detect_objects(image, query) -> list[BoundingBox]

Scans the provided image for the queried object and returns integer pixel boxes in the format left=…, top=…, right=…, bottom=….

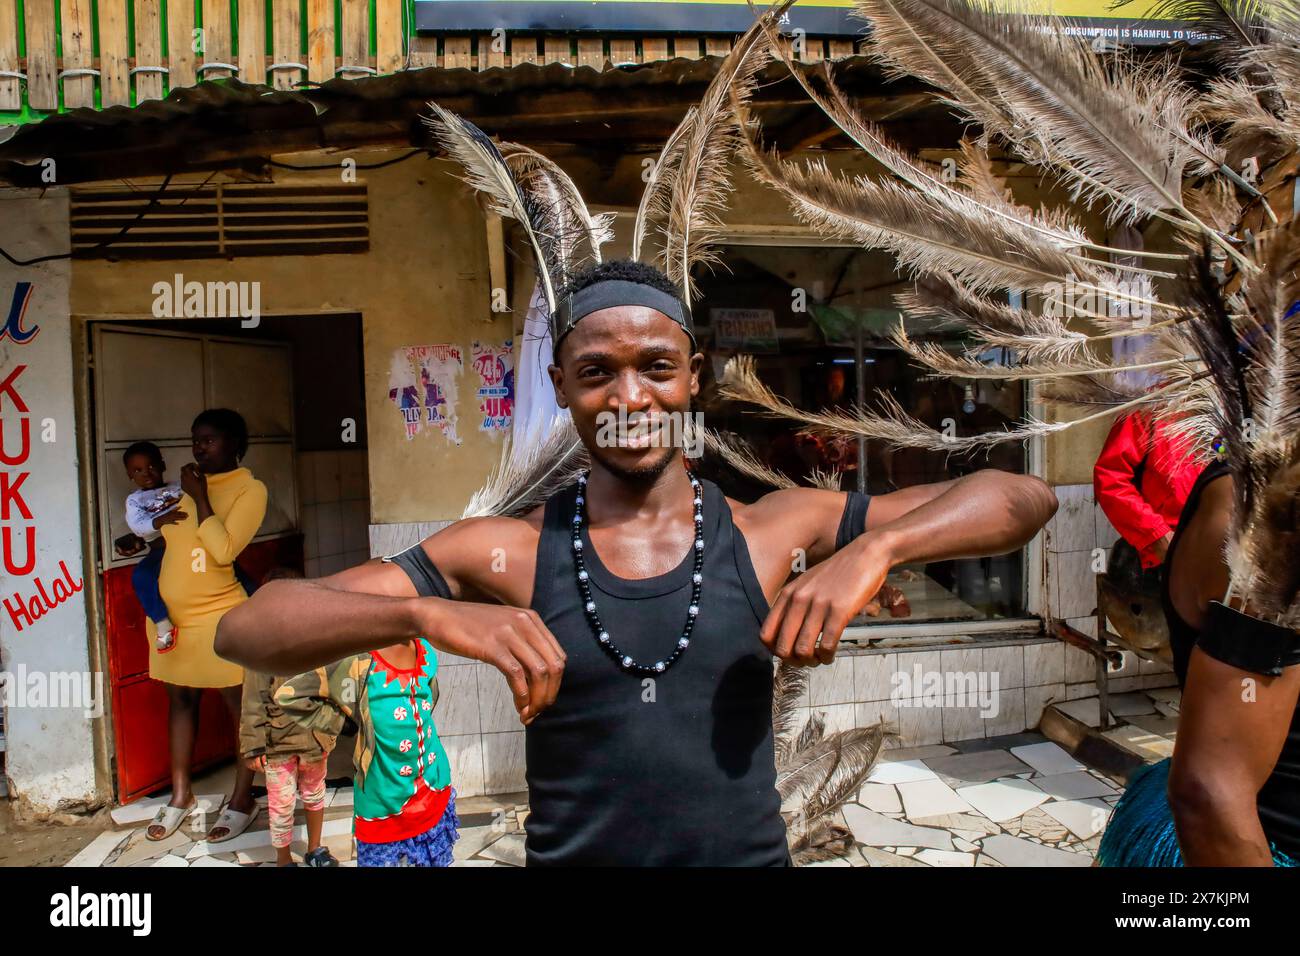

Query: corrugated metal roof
left=0, top=55, right=917, bottom=176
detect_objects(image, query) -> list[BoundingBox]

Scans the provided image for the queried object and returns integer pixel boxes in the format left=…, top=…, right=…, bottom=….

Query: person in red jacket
left=1093, top=412, right=1204, bottom=590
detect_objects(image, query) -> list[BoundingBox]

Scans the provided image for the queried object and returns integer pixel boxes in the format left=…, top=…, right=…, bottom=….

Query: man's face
left=549, top=306, right=703, bottom=483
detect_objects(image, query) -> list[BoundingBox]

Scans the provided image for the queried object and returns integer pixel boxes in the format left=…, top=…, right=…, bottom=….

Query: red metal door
left=106, top=534, right=304, bottom=803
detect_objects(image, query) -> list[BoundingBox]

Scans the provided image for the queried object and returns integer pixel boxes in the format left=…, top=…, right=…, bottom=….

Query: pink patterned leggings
left=264, top=754, right=329, bottom=849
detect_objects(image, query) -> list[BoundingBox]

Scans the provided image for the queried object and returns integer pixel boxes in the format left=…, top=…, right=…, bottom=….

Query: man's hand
left=153, top=510, right=187, bottom=530
left=420, top=600, right=565, bottom=725
left=114, top=533, right=146, bottom=557
left=762, top=532, right=892, bottom=666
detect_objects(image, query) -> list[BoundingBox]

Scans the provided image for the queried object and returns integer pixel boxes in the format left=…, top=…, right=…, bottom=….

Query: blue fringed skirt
left=1097, top=759, right=1298, bottom=867
left=355, top=789, right=461, bottom=868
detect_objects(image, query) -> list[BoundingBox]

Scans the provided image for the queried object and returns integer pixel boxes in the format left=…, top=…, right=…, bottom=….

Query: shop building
left=0, top=0, right=1173, bottom=815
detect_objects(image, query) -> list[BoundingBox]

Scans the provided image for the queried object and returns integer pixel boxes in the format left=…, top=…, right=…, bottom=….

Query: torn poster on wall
left=387, top=344, right=462, bottom=444
left=473, top=339, right=514, bottom=433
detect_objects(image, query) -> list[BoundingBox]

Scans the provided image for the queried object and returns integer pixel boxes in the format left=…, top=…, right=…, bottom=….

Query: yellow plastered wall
left=70, top=150, right=513, bottom=524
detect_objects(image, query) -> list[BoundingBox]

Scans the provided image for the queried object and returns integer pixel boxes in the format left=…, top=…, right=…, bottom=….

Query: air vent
left=70, top=182, right=370, bottom=259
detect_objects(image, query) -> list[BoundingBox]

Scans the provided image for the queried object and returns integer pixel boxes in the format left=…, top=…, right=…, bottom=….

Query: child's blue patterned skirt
left=356, top=789, right=461, bottom=867
left=1097, top=758, right=1298, bottom=867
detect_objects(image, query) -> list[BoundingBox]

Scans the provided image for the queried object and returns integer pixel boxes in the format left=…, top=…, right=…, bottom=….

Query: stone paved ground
left=18, top=685, right=1182, bottom=867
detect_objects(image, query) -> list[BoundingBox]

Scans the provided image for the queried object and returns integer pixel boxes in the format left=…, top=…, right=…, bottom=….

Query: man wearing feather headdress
left=214, top=240, right=1055, bottom=865
left=214, top=2, right=1059, bottom=866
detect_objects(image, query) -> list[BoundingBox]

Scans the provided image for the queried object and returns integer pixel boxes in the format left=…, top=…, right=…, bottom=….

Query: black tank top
left=523, top=477, right=787, bottom=866
left=387, top=479, right=872, bottom=866
left=1163, top=460, right=1300, bottom=858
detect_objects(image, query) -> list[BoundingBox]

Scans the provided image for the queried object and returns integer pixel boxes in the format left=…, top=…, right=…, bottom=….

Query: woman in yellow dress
left=145, top=408, right=268, bottom=842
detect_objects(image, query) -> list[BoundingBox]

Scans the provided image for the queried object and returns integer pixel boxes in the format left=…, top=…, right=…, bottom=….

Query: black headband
left=552, top=279, right=696, bottom=350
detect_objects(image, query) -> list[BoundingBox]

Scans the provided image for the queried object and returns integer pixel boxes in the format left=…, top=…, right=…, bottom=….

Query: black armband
left=835, top=491, right=872, bottom=551
left=382, top=545, right=453, bottom=600
left=1197, top=602, right=1300, bottom=677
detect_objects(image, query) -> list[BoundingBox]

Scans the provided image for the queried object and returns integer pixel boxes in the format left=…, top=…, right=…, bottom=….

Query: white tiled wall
left=299, top=450, right=370, bottom=577
left=1044, top=482, right=1177, bottom=700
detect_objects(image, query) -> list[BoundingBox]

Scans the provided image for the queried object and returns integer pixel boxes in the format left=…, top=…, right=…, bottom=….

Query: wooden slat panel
left=99, top=0, right=133, bottom=106
left=674, top=36, right=701, bottom=60
left=167, top=0, right=198, bottom=90
left=61, top=0, right=95, bottom=108
left=576, top=37, right=604, bottom=70
left=238, top=0, right=267, bottom=84
left=827, top=39, right=854, bottom=59
left=444, top=36, right=472, bottom=69
left=341, top=0, right=370, bottom=77
left=543, top=37, right=570, bottom=65
left=799, top=37, right=824, bottom=63
left=704, top=36, right=732, bottom=56
left=306, top=0, right=334, bottom=84
left=271, top=0, right=303, bottom=90
left=201, top=0, right=235, bottom=79
left=511, top=36, right=540, bottom=66
left=608, top=38, right=637, bottom=65
left=407, top=35, right=437, bottom=68
left=0, top=0, right=20, bottom=109
left=23, top=0, right=58, bottom=110
left=132, top=0, right=165, bottom=103
left=642, top=37, right=668, bottom=63
left=478, top=33, right=506, bottom=69
left=376, top=0, right=404, bottom=74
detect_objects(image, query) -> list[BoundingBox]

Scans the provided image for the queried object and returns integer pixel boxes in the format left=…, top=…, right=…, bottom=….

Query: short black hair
left=552, top=260, right=685, bottom=357
left=192, top=408, right=249, bottom=460
left=556, top=259, right=680, bottom=302
left=122, top=441, right=163, bottom=468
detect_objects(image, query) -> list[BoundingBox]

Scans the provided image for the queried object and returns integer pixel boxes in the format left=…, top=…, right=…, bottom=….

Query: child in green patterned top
left=274, top=637, right=459, bottom=866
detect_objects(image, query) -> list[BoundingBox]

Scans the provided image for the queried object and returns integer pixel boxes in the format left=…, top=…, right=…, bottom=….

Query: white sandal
left=146, top=799, right=196, bottom=841
left=206, top=805, right=260, bottom=843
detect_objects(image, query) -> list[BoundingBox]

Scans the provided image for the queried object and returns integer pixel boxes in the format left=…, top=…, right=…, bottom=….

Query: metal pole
left=855, top=324, right=866, bottom=493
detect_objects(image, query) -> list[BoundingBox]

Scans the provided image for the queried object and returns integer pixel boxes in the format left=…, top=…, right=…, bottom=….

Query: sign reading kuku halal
left=413, top=0, right=1196, bottom=41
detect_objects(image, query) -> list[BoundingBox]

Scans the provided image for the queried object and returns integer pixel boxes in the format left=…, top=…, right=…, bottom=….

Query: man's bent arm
left=215, top=560, right=428, bottom=675
left=215, top=556, right=566, bottom=724
left=863, top=470, right=1057, bottom=567
left=763, top=471, right=1056, bottom=664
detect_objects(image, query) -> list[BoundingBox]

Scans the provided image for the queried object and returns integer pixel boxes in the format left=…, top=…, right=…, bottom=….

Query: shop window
left=694, top=244, right=1031, bottom=629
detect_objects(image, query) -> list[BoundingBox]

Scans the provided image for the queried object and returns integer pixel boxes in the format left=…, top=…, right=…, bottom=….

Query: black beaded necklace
left=570, top=470, right=705, bottom=676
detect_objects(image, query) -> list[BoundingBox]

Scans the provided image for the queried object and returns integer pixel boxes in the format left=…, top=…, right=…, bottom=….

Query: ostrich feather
left=1036, top=373, right=1148, bottom=408
left=851, top=0, right=1224, bottom=236
left=898, top=275, right=1091, bottom=363
left=890, top=325, right=1186, bottom=382
left=736, top=133, right=1088, bottom=295
left=808, top=467, right=845, bottom=492
left=704, top=428, right=799, bottom=489
left=752, top=14, right=1102, bottom=260
left=800, top=723, right=887, bottom=821
left=787, top=822, right=855, bottom=864
left=720, top=354, right=1186, bottom=452
left=423, top=104, right=563, bottom=312
left=636, top=0, right=796, bottom=300
left=461, top=416, right=589, bottom=519
left=772, top=661, right=808, bottom=761
left=775, top=728, right=840, bottom=801
left=499, top=142, right=616, bottom=277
